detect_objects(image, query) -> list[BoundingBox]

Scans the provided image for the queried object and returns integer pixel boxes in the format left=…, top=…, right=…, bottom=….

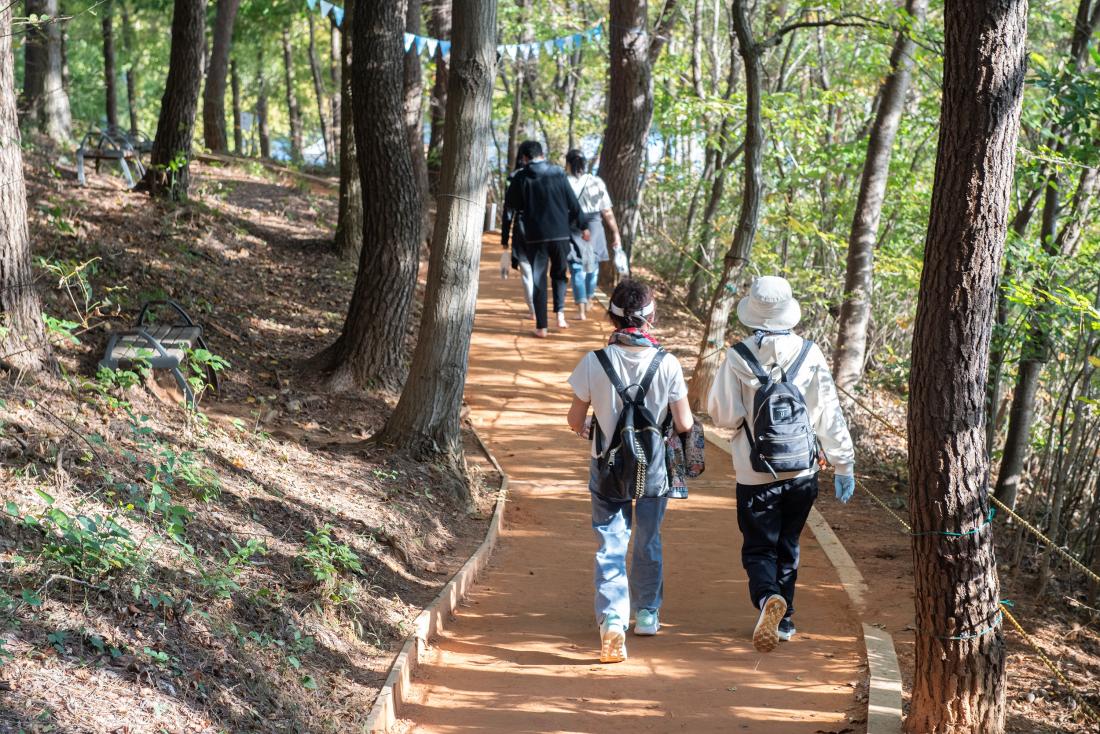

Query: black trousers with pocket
left=530, top=238, right=570, bottom=329
left=736, top=474, right=819, bottom=619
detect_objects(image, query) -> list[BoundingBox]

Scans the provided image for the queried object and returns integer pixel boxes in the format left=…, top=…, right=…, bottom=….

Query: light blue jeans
left=589, top=460, right=668, bottom=625
left=570, top=262, right=598, bottom=305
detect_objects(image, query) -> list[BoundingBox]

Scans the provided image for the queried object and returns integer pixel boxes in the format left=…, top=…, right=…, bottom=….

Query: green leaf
left=287, top=655, right=301, bottom=670
left=4, top=502, right=18, bottom=517
left=35, top=489, right=55, bottom=506
left=20, top=589, right=43, bottom=607
left=300, top=674, right=318, bottom=690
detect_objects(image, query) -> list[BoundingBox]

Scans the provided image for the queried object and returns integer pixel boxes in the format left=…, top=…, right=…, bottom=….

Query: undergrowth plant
left=300, top=525, right=362, bottom=606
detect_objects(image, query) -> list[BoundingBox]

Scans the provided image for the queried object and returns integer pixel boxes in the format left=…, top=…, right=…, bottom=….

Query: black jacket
left=503, top=160, right=583, bottom=244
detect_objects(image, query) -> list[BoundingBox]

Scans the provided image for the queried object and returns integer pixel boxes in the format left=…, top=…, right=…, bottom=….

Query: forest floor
left=0, top=148, right=1095, bottom=733
left=0, top=147, right=496, bottom=733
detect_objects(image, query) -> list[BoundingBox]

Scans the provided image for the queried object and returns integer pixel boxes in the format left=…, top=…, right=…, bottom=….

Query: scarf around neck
left=609, top=327, right=660, bottom=348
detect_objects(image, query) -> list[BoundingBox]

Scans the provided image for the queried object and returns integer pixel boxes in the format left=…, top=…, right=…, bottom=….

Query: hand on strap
left=834, top=473, right=855, bottom=504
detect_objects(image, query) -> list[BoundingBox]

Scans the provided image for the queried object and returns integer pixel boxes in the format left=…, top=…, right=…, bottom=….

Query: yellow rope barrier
left=1000, top=603, right=1100, bottom=726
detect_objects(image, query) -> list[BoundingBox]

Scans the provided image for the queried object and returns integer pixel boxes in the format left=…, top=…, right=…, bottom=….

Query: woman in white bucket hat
left=707, top=276, right=856, bottom=653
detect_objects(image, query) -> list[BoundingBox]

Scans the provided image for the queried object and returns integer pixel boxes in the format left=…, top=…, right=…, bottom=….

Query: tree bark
left=426, top=0, right=451, bottom=184
left=334, top=0, right=362, bottom=260
left=143, top=0, right=206, bottom=199
left=378, top=0, right=495, bottom=467
left=597, top=0, right=678, bottom=288
left=256, top=45, right=271, bottom=158
left=904, top=2, right=1027, bottom=732
left=202, top=0, right=239, bottom=153
left=230, top=58, right=242, bottom=154
left=121, top=0, right=138, bottom=135
left=22, top=0, right=72, bottom=142
left=330, top=20, right=340, bottom=152
left=833, top=0, right=927, bottom=392
left=686, top=0, right=760, bottom=412
left=404, top=0, right=428, bottom=201
left=307, top=13, right=332, bottom=165
left=319, top=0, right=421, bottom=390
left=1, top=1, right=49, bottom=373
left=282, top=27, right=304, bottom=163
left=102, top=0, right=119, bottom=130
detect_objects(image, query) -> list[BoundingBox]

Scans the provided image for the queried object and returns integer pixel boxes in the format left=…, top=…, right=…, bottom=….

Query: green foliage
left=299, top=525, right=362, bottom=604
left=200, top=538, right=267, bottom=599
left=185, top=348, right=230, bottom=402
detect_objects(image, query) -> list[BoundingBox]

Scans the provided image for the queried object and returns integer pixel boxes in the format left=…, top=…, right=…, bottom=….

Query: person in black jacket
left=504, top=140, right=589, bottom=337
left=501, top=155, right=535, bottom=319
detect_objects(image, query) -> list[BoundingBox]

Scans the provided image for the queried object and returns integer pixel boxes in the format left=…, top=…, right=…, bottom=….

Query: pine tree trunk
left=833, top=0, right=926, bottom=392
left=230, top=58, right=243, bottom=153
left=329, top=20, right=340, bottom=155
left=904, top=2, right=1027, bottom=732
left=318, top=0, right=421, bottom=390
left=256, top=46, right=271, bottom=158
left=282, top=27, right=303, bottom=163
left=403, top=0, right=428, bottom=203
left=426, top=0, right=451, bottom=184
left=202, top=0, right=240, bottom=153
left=1, top=1, right=49, bottom=372
left=334, top=0, right=362, bottom=260
left=378, top=0, right=495, bottom=466
left=687, top=0, right=761, bottom=412
left=143, top=0, right=206, bottom=199
left=102, top=0, right=119, bottom=130
left=121, top=1, right=138, bottom=135
left=22, top=0, right=71, bottom=142
left=307, top=13, right=332, bottom=165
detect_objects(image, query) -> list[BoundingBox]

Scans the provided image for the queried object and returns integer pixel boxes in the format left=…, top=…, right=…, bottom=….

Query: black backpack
left=733, top=339, right=817, bottom=478
left=592, top=349, right=671, bottom=502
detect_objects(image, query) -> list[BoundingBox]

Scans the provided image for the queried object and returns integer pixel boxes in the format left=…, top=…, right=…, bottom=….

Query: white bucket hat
left=737, top=276, right=801, bottom=331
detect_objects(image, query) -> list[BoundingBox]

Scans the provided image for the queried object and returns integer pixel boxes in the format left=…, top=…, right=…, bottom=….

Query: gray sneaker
left=752, top=594, right=788, bottom=653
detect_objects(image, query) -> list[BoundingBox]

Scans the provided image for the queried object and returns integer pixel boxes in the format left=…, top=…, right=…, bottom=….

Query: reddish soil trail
left=398, top=244, right=866, bottom=732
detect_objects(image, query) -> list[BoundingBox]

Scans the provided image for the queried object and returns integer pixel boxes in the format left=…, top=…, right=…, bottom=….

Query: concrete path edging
left=363, top=429, right=509, bottom=734
left=702, top=429, right=904, bottom=734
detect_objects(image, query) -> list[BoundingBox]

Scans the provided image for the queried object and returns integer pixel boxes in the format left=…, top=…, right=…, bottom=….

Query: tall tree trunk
left=318, top=0, right=421, bottom=389
left=426, top=0, right=451, bottom=184
left=1, top=1, right=49, bottom=373
left=334, top=0, right=362, bottom=259
left=330, top=20, right=341, bottom=155
left=833, top=0, right=927, bottom=392
left=687, top=0, right=760, bottom=412
left=230, top=58, right=242, bottom=153
left=102, top=0, right=119, bottom=130
left=202, top=0, right=239, bottom=153
left=307, top=13, right=332, bottom=165
left=256, top=49, right=271, bottom=158
left=378, top=0, right=495, bottom=467
left=403, top=0, right=428, bottom=201
left=121, top=0, right=138, bottom=135
left=143, top=0, right=206, bottom=199
left=22, top=0, right=72, bottom=142
left=282, top=27, right=304, bottom=162
left=904, top=2, right=1027, bottom=732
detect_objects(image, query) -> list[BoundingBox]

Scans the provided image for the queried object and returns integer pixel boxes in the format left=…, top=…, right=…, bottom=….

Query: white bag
left=613, top=247, right=629, bottom=275
left=499, top=251, right=510, bottom=279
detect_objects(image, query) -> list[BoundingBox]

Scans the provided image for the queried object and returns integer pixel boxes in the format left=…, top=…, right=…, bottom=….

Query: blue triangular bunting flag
left=592, top=25, right=603, bottom=40
left=331, top=6, right=344, bottom=26
left=426, top=38, right=438, bottom=57
left=506, top=44, right=518, bottom=59
left=554, top=37, right=566, bottom=50
left=439, top=40, right=451, bottom=57
left=572, top=33, right=582, bottom=46
left=305, top=0, right=318, bottom=9
left=415, top=35, right=428, bottom=55
left=543, top=39, right=554, bottom=54
left=319, top=0, right=333, bottom=17
left=527, top=43, right=539, bottom=59
left=404, top=33, right=415, bottom=52
left=497, top=44, right=505, bottom=55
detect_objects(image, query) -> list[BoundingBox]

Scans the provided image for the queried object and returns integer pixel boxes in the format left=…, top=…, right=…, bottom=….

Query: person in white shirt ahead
left=567, top=279, right=693, bottom=663
left=707, top=276, right=856, bottom=652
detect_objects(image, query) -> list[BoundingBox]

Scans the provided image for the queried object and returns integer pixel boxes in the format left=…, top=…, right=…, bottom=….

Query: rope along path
left=835, top=384, right=1100, bottom=725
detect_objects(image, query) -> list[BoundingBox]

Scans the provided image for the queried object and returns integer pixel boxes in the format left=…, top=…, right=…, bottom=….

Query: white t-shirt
left=567, top=173, right=613, bottom=214
left=568, top=344, right=688, bottom=458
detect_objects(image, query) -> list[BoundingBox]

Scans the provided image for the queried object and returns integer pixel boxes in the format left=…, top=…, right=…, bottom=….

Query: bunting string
left=404, top=23, right=603, bottom=61
left=304, top=0, right=344, bottom=27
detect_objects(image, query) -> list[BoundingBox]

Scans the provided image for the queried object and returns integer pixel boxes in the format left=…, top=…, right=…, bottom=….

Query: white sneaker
left=599, top=615, right=627, bottom=663
left=634, top=609, right=660, bottom=636
left=752, top=594, right=788, bottom=653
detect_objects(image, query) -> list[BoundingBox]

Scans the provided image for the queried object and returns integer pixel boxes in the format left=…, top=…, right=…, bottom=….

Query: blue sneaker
left=600, top=614, right=627, bottom=663
left=634, top=609, right=660, bottom=636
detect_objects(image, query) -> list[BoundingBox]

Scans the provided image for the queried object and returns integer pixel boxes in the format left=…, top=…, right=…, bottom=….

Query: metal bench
left=76, top=128, right=146, bottom=188
left=99, top=300, right=219, bottom=407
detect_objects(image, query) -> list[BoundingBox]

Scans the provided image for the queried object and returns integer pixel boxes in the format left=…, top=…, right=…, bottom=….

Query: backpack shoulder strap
left=785, top=339, right=815, bottom=383
left=732, top=342, right=770, bottom=385
left=636, top=349, right=667, bottom=402
left=594, top=349, right=629, bottom=398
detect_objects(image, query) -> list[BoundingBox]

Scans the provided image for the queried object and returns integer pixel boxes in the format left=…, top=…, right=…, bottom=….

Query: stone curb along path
left=363, top=429, right=509, bottom=734
left=705, top=426, right=904, bottom=734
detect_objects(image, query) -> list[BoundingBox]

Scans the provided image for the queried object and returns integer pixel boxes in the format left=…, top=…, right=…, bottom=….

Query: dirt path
left=398, top=244, right=866, bottom=733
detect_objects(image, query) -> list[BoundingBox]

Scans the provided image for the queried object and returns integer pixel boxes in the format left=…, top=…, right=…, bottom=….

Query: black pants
left=530, top=239, right=570, bottom=329
left=736, top=474, right=819, bottom=620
